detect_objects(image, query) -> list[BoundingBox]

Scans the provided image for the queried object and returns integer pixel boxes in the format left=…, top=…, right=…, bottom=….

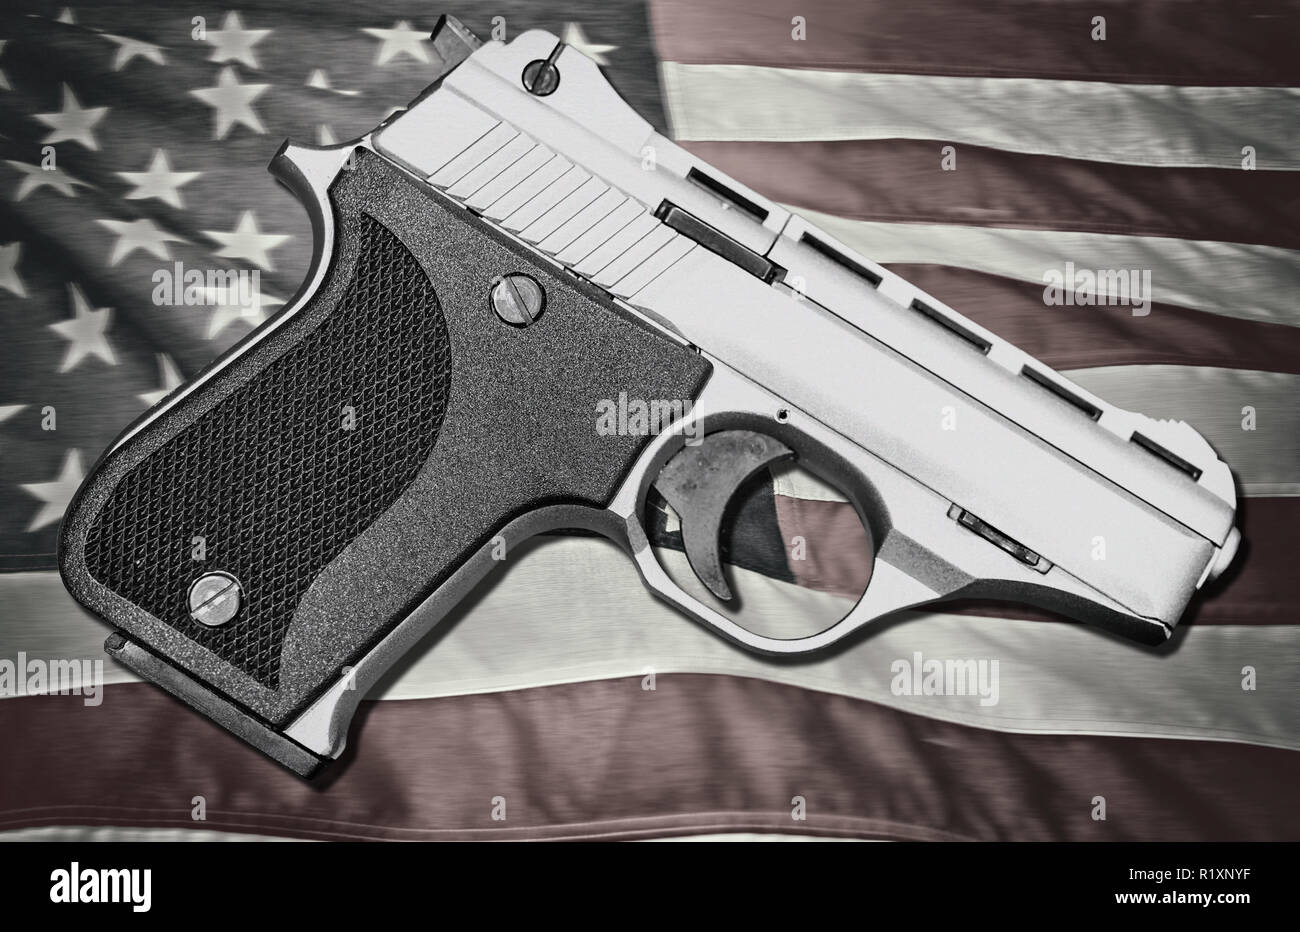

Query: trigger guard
left=611, top=361, right=910, bottom=657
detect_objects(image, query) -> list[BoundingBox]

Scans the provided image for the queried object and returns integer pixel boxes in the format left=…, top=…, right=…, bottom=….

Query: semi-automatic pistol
left=58, top=16, right=1241, bottom=777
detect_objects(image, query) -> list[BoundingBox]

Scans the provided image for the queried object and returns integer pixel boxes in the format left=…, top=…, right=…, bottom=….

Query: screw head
left=521, top=59, right=560, bottom=96
left=491, top=273, right=545, bottom=326
left=188, top=572, right=242, bottom=627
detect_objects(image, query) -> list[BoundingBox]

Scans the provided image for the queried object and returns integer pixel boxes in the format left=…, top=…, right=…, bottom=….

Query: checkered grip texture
left=82, top=215, right=450, bottom=689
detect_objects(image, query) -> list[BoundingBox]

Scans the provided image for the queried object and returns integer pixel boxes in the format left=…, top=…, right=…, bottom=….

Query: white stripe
left=0, top=826, right=303, bottom=842
left=3, top=539, right=1296, bottom=748
left=771, top=463, right=845, bottom=502
left=789, top=206, right=1300, bottom=327
left=1067, top=365, right=1299, bottom=496
left=662, top=63, right=1300, bottom=170
left=0, top=824, right=856, bottom=842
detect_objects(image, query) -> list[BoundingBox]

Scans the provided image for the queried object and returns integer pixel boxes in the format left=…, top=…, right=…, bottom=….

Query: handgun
left=58, top=16, right=1241, bottom=777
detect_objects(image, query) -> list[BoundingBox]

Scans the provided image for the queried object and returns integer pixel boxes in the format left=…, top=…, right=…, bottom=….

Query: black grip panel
left=82, top=215, right=450, bottom=690
left=59, top=148, right=711, bottom=728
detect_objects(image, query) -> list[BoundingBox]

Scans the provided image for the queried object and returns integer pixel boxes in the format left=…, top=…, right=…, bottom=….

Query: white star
left=0, top=40, right=9, bottom=92
left=203, top=11, right=272, bottom=68
left=117, top=149, right=201, bottom=209
left=97, top=217, right=184, bottom=265
left=316, top=124, right=337, bottom=145
left=20, top=449, right=84, bottom=532
left=103, top=34, right=167, bottom=70
left=35, top=85, right=109, bottom=150
left=56, top=8, right=76, bottom=25
left=190, top=67, right=269, bottom=139
left=362, top=21, right=431, bottom=66
left=562, top=23, right=617, bottom=66
left=205, top=287, right=283, bottom=339
left=0, top=242, right=24, bottom=296
left=0, top=404, right=24, bottom=425
left=5, top=160, right=86, bottom=200
left=139, top=353, right=184, bottom=406
left=306, top=69, right=359, bottom=96
left=202, top=211, right=290, bottom=271
left=49, top=284, right=116, bottom=372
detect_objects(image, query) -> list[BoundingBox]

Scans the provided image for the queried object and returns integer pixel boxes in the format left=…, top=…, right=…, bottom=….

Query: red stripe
left=884, top=264, right=1300, bottom=375
left=774, top=495, right=1296, bottom=624
left=681, top=140, right=1300, bottom=250
left=1, top=681, right=1295, bottom=840
left=650, top=0, right=1300, bottom=85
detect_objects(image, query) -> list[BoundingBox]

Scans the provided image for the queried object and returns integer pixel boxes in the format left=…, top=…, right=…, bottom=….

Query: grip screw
left=522, top=41, right=564, bottom=96
left=490, top=273, right=545, bottom=326
left=521, top=59, right=560, bottom=96
left=188, top=572, right=243, bottom=627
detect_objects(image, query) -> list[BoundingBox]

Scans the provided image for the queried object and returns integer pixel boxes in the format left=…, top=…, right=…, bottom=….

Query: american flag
left=0, top=0, right=1297, bottom=840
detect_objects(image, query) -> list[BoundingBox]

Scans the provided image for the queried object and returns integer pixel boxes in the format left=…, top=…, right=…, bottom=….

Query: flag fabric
left=0, top=0, right=1297, bottom=840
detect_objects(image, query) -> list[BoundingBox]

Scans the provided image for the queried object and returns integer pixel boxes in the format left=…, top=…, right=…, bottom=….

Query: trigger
left=653, top=430, right=794, bottom=601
